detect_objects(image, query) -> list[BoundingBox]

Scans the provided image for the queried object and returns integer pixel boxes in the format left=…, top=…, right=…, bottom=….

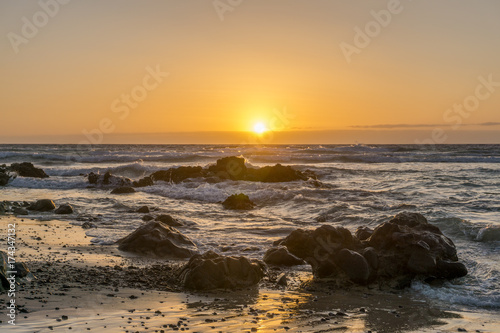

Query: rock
left=133, top=176, right=154, bottom=187
left=361, top=247, right=378, bottom=270
left=276, top=273, right=288, bottom=286
left=263, top=246, right=305, bottom=266
left=207, top=156, right=247, bottom=180
left=355, top=226, right=373, bottom=241
left=275, top=212, right=467, bottom=286
left=55, top=204, right=74, bottom=215
left=281, top=225, right=357, bottom=262
left=117, top=221, right=197, bottom=258
left=179, top=251, right=264, bottom=290
left=245, top=164, right=309, bottom=182
left=137, top=206, right=150, bottom=214
left=335, top=249, right=370, bottom=285
left=81, top=222, right=96, bottom=229
left=0, top=251, right=34, bottom=292
left=155, top=214, right=183, bottom=227
left=13, top=207, right=29, bottom=215
left=151, top=166, right=205, bottom=183
left=435, top=259, right=468, bottom=279
left=111, top=187, right=136, bottom=194
left=142, top=215, right=154, bottom=222
left=88, top=172, right=99, bottom=184
left=28, top=199, right=56, bottom=212
left=222, top=193, right=255, bottom=210
left=0, top=172, right=11, bottom=186
left=9, top=162, right=49, bottom=178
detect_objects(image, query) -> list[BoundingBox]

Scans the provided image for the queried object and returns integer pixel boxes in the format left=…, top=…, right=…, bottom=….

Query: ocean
left=1, top=144, right=499, bottom=313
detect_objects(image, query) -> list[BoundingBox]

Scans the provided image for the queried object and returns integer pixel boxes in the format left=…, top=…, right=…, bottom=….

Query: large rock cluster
left=273, top=212, right=467, bottom=287
left=86, top=156, right=317, bottom=190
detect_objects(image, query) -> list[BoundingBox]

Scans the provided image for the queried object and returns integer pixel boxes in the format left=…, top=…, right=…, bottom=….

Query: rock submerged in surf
left=222, top=193, right=255, bottom=210
left=179, top=250, right=265, bottom=290
left=1, top=162, right=49, bottom=186
left=116, top=221, right=197, bottom=258
left=274, top=212, right=468, bottom=287
left=9, top=162, right=49, bottom=179
left=111, top=186, right=136, bottom=194
left=110, top=156, right=318, bottom=187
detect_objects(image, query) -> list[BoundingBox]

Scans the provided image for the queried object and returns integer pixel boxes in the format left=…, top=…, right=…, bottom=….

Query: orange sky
left=1, top=0, right=500, bottom=144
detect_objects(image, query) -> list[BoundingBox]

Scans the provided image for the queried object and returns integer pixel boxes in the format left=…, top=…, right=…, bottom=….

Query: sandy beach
left=1, top=215, right=498, bottom=332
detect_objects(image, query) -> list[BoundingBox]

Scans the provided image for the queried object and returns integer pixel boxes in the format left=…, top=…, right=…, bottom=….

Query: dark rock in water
left=222, top=193, right=255, bottom=210
left=13, top=207, right=29, bottom=215
left=275, top=212, right=467, bottom=287
left=355, top=226, right=373, bottom=241
left=10, top=162, right=49, bottom=178
left=208, top=156, right=247, bottom=180
left=0, top=171, right=11, bottom=186
left=55, top=204, right=74, bottom=215
left=142, top=215, right=154, bottom=222
left=179, top=250, right=264, bottom=290
left=263, top=246, right=305, bottom=266
left=435, top=259, right=468, bottom=279
left=133, top=176, right=154, bottom=187
left=111, top=187, right=136, bottom=194
left=1, top=251, right=34, bottom=292
left=144, top=156, right=316, bottom=185
left=245, top=164, right=308, bottom=182
left=117, top=221, right=197, bottom=258
left=81, top=222, right=96, bottom=229
left=137, top=206, right=150, bottom=214
left=28, top=199, right=56, bottom=212
left=87, top=171, right=132, bottom=187
left=88, top=172, right=99, bottom=184
left=151, top=166, right=205, bottom=183
left=155, top=214, right=183, bottom=227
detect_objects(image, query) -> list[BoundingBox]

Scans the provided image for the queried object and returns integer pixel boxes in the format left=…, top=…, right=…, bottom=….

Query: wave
left=433, top=217, right=500, bottom=242
left=45, top=162, right=158, bottom=178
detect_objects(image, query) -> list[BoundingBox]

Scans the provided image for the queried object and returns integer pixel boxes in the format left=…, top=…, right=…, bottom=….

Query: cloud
left=478, top=122, right=500, bottom=126
left=351, top=122, right=500, bottom=129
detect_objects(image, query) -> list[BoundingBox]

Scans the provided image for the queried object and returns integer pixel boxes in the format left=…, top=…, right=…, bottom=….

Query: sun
left=253, top=122, right=268, bottom=134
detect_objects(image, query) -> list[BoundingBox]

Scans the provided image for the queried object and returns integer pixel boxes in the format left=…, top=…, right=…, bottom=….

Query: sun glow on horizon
left=253, top=122, right=268, bottom=134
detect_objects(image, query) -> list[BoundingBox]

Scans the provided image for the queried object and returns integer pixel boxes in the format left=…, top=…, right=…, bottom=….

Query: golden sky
left=1, top=0, right=500, bottom=143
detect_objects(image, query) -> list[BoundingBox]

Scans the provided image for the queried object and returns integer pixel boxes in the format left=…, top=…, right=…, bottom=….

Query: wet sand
left=1, top=216, right=498, bottom=332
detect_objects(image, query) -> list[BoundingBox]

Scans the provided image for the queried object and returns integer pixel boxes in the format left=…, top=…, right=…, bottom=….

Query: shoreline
left=1, top=215, right=499, bottom=332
